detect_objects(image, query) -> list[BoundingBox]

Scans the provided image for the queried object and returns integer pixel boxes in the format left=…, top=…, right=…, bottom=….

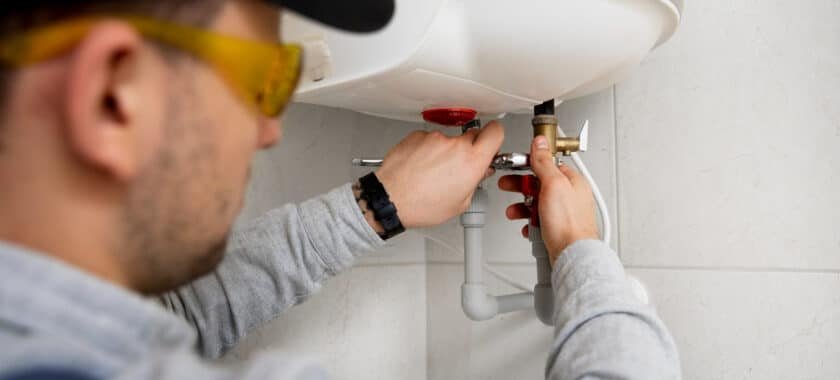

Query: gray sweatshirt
left=0, top=183, right=680, bottom=379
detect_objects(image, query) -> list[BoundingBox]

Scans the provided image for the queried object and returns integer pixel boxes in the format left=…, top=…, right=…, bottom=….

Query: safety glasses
left=0, top=16, right=302, bottom=117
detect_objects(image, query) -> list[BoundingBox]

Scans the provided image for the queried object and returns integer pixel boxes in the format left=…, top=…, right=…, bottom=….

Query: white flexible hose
left=557, top=125, right=612, bottom=245
left=556, top=124, right=652, bottom=304
left=415, top=232, right=534, bottom=293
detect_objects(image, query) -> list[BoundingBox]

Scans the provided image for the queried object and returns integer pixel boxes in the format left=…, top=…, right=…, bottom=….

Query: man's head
left=0, top=0, right=290, bottom=293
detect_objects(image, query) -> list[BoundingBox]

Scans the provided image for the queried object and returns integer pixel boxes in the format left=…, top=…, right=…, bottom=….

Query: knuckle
left=466, top=147, right=485, bottom=161
left=428, top=130, right=446, bottom=140
left=535, top=153, right=554, bottom=166
left=561, top=166, right=579, bottom=178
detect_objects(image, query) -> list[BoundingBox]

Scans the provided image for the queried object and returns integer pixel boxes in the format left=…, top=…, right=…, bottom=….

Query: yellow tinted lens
left=258, top=44, right=302, bottom=117
left=181, top=34, right=301, bottom=118
left=124, top=17, right=301, bottom=117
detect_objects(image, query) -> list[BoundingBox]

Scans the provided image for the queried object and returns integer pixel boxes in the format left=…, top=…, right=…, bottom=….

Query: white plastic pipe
left=529, top=226, right=554, bottom=325
left=497, top=293, right=535, bottom=314
left=460, top=187, right=533, bottom=321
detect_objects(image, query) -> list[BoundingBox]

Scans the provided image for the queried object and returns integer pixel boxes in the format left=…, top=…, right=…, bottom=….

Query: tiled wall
left=619, top=0, right=840, bottom=378
left=230, top=1, right=840, bottom=378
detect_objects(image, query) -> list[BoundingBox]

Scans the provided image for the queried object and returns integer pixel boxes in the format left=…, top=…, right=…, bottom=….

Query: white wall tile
left=630, top=268, right=840, bottom=380
left=616, top=0, right=840, bottom=269
left=426, top=263, right=552, bottom=380
left=467, top=264, right=553, bottom=380
left=426, top=263, right=472, bottom=380
left=228, top=265, right=428, bottom=380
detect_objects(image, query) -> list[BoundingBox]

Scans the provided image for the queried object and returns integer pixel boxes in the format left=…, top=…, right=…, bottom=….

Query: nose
left=258, top=117, right=281, bottom=149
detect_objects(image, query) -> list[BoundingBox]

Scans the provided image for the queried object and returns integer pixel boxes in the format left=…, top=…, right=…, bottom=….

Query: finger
left=461, top=127, right=481, bottom=143
left=505, top=203, right=530, bottom=220
left=558, top=164, right=585, bottom=188
left=521, top=224, right=529, bottom=239
left=529, top=136, right=561, bottom=180
left=472, top=121, right=505, bottom=159
left=498, top=174, right=524, bottom=193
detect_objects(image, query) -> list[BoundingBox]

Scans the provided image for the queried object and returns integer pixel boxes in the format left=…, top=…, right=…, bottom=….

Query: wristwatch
left=358, top=172, right=405, bottom=240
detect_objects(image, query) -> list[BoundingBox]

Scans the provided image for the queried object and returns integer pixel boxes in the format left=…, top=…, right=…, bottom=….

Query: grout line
left=612, top=85, right=623, bottom=258
left=425, top=260, right=464, bottom=266
left=422, top=237, right=432, bottom=377
left=485, top=261, right=535, bottom=266
left=625, top=265, right=840, bottom=275
left=356, top=261, right=427, bottom=267
left=423, top=260, right=539, bottom=266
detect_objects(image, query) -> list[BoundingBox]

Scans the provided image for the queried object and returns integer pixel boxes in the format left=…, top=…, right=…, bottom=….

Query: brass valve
left=531, top=115, right=589, bottom=156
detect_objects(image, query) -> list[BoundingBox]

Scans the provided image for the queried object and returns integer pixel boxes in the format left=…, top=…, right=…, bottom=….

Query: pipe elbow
left=461, top=284, right=498, bottom=321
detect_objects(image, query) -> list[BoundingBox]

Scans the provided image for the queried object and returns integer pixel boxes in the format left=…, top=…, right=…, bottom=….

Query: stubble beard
left=121, top=80, right=235, bottom=294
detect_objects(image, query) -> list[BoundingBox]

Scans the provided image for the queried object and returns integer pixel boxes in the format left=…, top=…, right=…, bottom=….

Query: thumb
left=530, top=136, right=560, bottom=180
left=472, top=121, right=505, bottom=161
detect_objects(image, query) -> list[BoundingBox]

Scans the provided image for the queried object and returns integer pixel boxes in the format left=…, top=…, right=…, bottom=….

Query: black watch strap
left=359, top=172, right=405, bottom=240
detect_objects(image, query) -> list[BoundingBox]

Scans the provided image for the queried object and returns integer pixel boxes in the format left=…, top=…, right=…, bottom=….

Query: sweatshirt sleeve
left=546, top=240, right=682, bottom=379
left=159, top=183, right=385, bottom=358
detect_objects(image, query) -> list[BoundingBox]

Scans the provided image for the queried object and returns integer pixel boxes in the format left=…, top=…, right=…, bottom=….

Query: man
left=0, top=0, right=680, bottom=379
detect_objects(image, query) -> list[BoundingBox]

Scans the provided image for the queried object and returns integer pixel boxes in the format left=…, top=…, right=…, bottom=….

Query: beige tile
left=616, top=0, right=840, bottom=268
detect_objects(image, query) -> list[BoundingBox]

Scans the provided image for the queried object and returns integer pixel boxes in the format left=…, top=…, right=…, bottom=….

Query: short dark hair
left=0, top=0, right=225, bottom=131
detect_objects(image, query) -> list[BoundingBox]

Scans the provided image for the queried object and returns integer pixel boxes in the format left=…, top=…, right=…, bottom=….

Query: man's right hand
left=374, top=121, right=504, bottom=230
left=498, top=135, right=600, bottom=265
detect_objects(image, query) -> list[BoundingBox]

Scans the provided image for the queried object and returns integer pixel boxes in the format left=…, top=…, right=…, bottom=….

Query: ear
left=63, top=21, right=160, bottom=182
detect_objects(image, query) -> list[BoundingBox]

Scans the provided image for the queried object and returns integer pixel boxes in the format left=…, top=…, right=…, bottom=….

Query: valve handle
left=521, top=175, right=541, bottom=227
